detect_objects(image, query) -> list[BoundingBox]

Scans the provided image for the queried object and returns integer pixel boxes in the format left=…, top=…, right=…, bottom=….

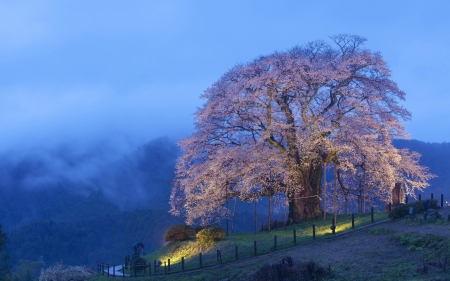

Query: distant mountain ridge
left=393, top=139, right=450, bottom=198
left=0, top=137, right=180, bottom=231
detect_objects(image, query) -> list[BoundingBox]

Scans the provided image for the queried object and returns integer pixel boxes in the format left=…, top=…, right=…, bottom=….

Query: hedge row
left=388, top=199, right=439, bottom=219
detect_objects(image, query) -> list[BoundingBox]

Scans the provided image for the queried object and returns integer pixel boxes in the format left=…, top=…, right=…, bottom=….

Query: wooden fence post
left=274, top=235, right=277, bottom=250
left=182, top=257, right=185, bottom=271
left=331, top=219, right=335, bottom=235
left=371, top=206, right=374, bottom=222
left=293, top=229, right=296, bottom=244
left=351, top=213, right=355, bottom=229
left=217, top=250, right=222, bottom=264
left=312, top=224, right=316, bottom=240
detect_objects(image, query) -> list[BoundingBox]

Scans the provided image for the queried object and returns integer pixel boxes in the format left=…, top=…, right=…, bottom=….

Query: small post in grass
left=181, top=257, right=185, bottom=271
left=274, top=235, right=277, bottom=251
left=351, top=213, right=355, bottom=229
left=164, top=261, right=167, bottom=275
left=168, top=259, right=170, bottom=272
left=371, top=206, right=374, bottom=222
left=331, top=218, right=336, bottom=235
left=113, top=265, right=115, bottom=277
left=312, top=224, right=316, bottom=240
left=293, top=229, right=296, bottom=244
left=107, top=264, right=110, bottom=277
left=199, top=253, right=203, bottom=268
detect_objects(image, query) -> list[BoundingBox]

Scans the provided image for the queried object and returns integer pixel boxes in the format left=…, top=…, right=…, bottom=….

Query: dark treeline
left=6, top=208, right=182, bottom=268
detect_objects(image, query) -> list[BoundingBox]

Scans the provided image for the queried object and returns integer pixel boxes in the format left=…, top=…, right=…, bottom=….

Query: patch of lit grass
left=142, top=212, right=389, bottom=274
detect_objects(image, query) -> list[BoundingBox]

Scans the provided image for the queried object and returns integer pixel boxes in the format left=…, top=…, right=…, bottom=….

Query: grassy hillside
left=89, top=212, right=389, bottom=280
left=88, top=208, right=450, bottom=281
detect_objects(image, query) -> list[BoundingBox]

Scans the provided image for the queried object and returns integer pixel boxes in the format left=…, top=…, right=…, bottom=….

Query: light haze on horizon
left=1, top=1, right=449, bottom=154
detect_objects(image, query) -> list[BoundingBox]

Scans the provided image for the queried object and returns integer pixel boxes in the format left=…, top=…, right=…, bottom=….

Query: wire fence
left=97, top=208, right=388, bottom=278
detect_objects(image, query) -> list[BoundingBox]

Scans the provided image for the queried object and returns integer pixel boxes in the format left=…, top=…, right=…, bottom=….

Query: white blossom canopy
left=170, top=35, right=434, bottom=225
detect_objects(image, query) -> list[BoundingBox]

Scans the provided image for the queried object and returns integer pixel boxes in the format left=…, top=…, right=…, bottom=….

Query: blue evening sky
left=1, top=1, right=449, bottom=153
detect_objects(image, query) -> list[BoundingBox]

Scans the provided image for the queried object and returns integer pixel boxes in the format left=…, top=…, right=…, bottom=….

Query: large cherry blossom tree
left=170, top=35, right=434, bottom=225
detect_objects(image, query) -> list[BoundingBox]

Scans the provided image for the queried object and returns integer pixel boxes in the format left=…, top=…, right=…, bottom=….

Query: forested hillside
left=6, top=208, right=182, bottom=268
left=0, top=137, right=180, bottom=231
left=393, top=139, right=450, bottom=197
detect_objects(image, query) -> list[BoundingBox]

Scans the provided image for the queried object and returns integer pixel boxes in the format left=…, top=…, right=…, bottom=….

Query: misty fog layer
left=0, top=137, right=180, bottom=230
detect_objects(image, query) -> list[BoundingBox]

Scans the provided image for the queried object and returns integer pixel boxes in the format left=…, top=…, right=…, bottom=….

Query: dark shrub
left=388, top=200, right=439, bottom=219
left=250, top=259, right=330, bottom=281
left=196, top=226, right=226, bottom=244
left=164, top=225, right=195, bottom=242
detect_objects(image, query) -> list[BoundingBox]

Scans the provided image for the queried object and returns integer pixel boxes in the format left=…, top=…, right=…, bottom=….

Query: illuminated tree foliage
left=170, top=35, right=434, bottom=225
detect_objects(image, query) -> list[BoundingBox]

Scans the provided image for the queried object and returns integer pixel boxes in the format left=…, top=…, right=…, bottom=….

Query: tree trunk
left=288, top=157, right=323, bottom=223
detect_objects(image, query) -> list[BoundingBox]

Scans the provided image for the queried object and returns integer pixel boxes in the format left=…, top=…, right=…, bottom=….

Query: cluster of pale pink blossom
left=170, top=35, right=434, bottom=225
left=38, top=262, right=93, bottom=281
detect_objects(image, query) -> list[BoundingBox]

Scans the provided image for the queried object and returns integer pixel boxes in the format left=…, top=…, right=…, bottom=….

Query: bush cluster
left=388, top=200, right=439, bottom=219
left=196, top=226, right=226, bottom=244
left=164, top=225, right=195, bottom=242
left=39, top=262, right=93, bottom=281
